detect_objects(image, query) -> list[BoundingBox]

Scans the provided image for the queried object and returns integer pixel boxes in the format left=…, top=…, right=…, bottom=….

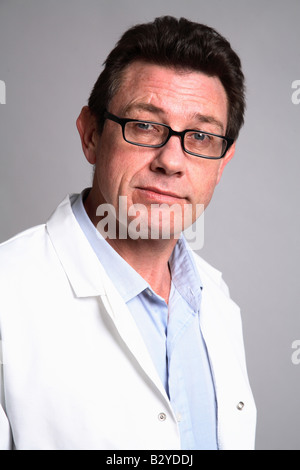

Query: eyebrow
left=192, top=113, right=224, bottom=134
left=122, top=102, right=225, bottom=134
left=122, top=102, right=162, bottom=116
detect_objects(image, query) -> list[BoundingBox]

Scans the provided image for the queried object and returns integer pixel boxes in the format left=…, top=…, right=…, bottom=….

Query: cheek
left=95, top=154, right=123, bottom=204
left=189, top=161, right=222, bottom=207
left=94, top=140, right=145, bottom=206
left=93, top=140, right=121, bottom=204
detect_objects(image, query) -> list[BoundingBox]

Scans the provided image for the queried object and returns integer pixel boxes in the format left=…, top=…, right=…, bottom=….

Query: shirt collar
left=169, top=235, right=203, bottom=312
left=72, top=189, right=202, bottom=309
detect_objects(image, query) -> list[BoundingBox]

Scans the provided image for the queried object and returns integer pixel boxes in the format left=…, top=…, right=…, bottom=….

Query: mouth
left=136, top=186, right=186, bottom=203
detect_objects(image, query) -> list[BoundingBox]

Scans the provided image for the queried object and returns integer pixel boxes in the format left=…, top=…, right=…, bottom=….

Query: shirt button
left=158, top=412, right=167, bottom=421
left=176, top=412, right=182, bottom=422
left=146, top=288, right=153, bottom=296
left=237, top=401, right=245, bottom=411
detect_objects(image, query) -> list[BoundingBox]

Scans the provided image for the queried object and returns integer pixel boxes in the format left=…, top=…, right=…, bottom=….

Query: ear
left=76, top=106, right=99, bottom=165
left=216, top=142, right=236, bottom=185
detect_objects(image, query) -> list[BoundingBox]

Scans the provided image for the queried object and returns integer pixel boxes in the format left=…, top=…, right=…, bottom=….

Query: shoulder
left=0, top=224, right=47, bottom=260
left=0, top=194, right=76, bottom=269
left=0, top=224, right=51, bottom=289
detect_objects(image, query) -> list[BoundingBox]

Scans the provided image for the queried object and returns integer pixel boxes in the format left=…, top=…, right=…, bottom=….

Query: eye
left=192, top=132, right=210, bottom=141
left=136, top=122, right=154, bottom=131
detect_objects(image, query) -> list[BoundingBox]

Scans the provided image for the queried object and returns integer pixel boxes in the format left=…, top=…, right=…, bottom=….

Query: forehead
left=109, top=61, right=228, bottom=130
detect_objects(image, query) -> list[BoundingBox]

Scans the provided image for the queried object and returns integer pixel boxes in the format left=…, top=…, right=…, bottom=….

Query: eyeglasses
left=104, top=111, right=234, bottom=160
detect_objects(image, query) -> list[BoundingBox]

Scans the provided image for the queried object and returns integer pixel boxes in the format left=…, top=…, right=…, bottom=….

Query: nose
left=150, top=134, right=186, bottom=176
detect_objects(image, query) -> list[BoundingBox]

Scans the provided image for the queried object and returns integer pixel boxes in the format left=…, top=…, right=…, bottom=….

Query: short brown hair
left=88, top=16, right=245, bottom=140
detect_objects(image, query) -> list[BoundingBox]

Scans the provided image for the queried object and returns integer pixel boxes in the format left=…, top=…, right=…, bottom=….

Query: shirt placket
left=166, top=286, right=198, bottom=449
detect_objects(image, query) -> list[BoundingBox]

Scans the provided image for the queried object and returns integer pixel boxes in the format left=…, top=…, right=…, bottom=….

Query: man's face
left=85, top=61, right=235, bottom=237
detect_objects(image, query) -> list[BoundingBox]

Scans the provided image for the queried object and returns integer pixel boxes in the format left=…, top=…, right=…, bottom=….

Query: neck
left=107, top=236, right=175, bottom=303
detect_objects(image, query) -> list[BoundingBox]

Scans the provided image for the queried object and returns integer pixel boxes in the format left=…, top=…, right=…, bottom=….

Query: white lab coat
left=0, top=195, right=256, bottom=450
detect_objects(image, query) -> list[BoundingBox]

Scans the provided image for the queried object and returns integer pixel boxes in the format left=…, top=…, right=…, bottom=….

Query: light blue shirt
left=72, top=190, right=218, bottom=450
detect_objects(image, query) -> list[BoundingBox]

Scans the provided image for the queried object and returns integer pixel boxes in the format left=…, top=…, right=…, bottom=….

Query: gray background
left=0, top=0, right=299, bottom=450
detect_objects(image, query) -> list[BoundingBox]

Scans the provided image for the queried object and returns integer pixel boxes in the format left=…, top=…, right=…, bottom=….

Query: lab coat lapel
left=98, top=270, right=172, bottom=405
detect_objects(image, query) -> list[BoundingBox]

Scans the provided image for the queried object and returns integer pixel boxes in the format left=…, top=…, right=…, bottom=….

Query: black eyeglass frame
left=104, top=110, right=234, bottom=160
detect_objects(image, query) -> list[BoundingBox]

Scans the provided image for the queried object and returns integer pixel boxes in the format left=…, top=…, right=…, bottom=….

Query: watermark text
left=96, top=197, right=204, bottom=250
left=105, top=453, right=193, bottom=467
left=0, top=80, right=6, bottom=104
left=291, top=80, right=300, bottom=105
left=291, top=340, right=300, bottom=365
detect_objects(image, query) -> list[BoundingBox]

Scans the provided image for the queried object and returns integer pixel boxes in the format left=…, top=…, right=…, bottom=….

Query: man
left=0, top=16, right=256, bottom=450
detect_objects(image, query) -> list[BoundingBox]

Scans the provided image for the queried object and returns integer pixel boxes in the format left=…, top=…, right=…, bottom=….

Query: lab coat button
left=237, top=401, right=245, bottom=410
left=158, top=412, right=167, bottom=421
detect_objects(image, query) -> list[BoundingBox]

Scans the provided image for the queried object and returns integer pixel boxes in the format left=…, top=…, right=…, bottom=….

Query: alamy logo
left=0, top=80, right=6, bottom=104
left=291, top=340, right=300, bottom=365
left=291, top=80, right=300, bottom=105
left=95, top=197, right=205, bottom=250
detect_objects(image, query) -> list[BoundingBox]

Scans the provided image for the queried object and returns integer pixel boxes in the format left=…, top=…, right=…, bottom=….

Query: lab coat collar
left=46, top=194, right=107, bottom=298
